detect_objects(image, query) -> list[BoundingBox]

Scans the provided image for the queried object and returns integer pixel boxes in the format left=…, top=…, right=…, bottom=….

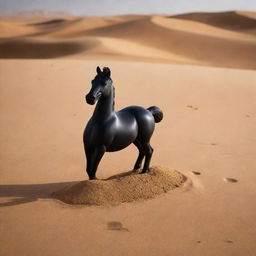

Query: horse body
left=85, top=106, right=155, bottom=152
left=105, top=109, right=139, bottom=152
left=84, top=67, right=163, bottom=180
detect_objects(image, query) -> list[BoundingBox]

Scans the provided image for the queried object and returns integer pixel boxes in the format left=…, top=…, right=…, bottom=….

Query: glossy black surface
left=83, top=66, right=163, bottom=180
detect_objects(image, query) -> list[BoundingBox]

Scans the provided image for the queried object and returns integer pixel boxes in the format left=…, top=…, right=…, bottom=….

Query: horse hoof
left=139, top=170, right=149, bottom=174
left=89, top=177, right=98, bottom=180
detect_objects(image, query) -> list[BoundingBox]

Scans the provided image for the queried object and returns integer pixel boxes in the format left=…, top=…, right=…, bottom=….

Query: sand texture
left=52, top=166, right=186, bottom=205
left=0, top=10, right=256, bottom=256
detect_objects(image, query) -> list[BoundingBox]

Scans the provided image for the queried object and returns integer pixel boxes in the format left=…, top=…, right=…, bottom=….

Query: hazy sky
left=0, top=0, right=256, bottom=16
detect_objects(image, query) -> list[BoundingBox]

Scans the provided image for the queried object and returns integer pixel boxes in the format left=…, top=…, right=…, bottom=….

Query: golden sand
left=52, top=166, right=186, bottom=206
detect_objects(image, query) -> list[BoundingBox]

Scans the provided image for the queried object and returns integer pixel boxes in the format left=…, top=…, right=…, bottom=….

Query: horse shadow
left=0, top=181, right=78, bottom=207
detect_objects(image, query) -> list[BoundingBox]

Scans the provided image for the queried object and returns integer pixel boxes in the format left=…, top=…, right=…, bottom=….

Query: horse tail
left=147, top=106, right=163, bottom=123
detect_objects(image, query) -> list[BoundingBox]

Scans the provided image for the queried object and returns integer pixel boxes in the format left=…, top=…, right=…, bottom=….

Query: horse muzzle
left=86, top=92, right=102, bottom=105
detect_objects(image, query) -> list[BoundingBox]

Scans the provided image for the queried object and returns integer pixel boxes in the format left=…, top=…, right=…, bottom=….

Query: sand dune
left=0, top=20, right=39, bottom=38
left=0, top=11, right=255, bottom=69
left=28, top=18, right=69, bottom=26
left=0, top=38, right=96, bottom=58
left=172, top=11, right=256, bottom=33
left=83, top=16, right=256, bottom=69
left=0, top=17, right=79, bottom=39
left=42, top=17, right=133, bottom=38
left=152, top=16, right=255, bottom=40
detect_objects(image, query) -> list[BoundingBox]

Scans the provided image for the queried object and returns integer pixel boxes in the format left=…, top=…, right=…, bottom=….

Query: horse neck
left=93, top=86, right=115, bottom=120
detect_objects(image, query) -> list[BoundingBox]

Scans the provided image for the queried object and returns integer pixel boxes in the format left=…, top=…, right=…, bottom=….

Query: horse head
left=86, top=66, right=112, bottom=105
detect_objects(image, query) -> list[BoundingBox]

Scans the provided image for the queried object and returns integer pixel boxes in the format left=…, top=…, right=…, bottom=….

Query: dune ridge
left=0, top=38, right=98, bottom=58
left=28, top=19, right=69, bottom=26
left=0, top=11, right=255, bottom=69
left=83, top=16, right=256, bottom=69
left=172, top=11, right=256, bottom=33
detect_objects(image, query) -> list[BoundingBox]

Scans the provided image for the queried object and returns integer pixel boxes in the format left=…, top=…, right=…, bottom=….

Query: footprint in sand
left=186, top=105, right=198, bottom=110
left=191, top=171, right=201, bottom=175
left=107, top=221, right=129, bottom=232
left=224, top=240, right=233, bottom=243
left=223, top=177, right=238, bottom=183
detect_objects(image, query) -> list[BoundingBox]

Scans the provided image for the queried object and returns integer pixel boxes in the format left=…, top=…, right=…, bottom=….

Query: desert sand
left=52, top=166, right=186, bottom=206
left=0, top=10, right=256, bottom=256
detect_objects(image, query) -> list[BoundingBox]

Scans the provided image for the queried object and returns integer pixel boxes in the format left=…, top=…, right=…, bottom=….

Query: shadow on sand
left=0, top=181, right=78, bottom=207
left=0, top=170, right=141, bottom=207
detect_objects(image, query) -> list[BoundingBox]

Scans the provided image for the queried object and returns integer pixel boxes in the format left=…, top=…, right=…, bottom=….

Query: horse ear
left=102, top=67, right=111, bottom=78
left=96, top=66, right=101, bottom=74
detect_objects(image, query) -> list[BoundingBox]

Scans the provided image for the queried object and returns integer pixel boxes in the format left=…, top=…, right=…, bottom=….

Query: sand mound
left=52, top=166, right=186, bottom=206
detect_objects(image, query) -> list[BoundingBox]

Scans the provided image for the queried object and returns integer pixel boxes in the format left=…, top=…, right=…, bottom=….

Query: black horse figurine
left=83, top=66, right=163, bottom=180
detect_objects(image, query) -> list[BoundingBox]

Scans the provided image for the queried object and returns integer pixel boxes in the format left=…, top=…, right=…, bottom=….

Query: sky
left=0, top=0, right=256, bottom=16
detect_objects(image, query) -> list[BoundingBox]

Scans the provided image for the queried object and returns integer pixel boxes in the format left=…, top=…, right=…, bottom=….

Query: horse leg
left=140, top=142, right=154, bottom=174
left=85, top=147, right=93, bottom=179
left=133, top=139, right=145, bottom=170
left=89, top=145, right=106, bottom=180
